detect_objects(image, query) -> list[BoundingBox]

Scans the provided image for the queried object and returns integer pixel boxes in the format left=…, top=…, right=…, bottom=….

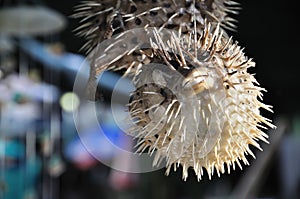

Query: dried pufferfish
left=72, top=0, right=240, bottom=53
left=73, top=0, right=275, bottom=180
left=80, top=22, right=275, bottom=180
left=128, top=26, right=275, bottom=180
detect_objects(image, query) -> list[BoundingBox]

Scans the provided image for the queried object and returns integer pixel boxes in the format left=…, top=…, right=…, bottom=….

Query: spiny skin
left=73, top=0, right=240, bottom=53
left=126, top=24, right=276, bottom=180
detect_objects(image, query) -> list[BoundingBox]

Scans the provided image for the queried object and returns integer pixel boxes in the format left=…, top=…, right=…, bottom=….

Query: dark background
left=236, top=0, right=299, bottom=116
left=1, top=0, right=299, bottom=199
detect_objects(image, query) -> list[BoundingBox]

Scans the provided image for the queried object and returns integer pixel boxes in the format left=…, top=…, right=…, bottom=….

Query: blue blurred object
left=0, top=139, right=41, bottom=199
left=0, top=73, right=59, bottom=136
left=19, top=38, right=88, bottom=75
left=0, top=139, right=24, bottom=159
left=65, top=122, right=126, bottom=165
left=19, top=38, right=134, bottom=96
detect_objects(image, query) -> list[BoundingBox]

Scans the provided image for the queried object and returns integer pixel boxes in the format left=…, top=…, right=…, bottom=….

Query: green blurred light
left=59, top=92, right=80, bottom=112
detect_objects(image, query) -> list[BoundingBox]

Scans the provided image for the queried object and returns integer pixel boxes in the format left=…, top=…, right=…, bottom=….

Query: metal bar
left=231, top=117, right=288, bottom=199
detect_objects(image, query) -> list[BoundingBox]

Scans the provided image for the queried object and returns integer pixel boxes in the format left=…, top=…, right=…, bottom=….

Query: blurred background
left=0, top=0, right=299, bottom=199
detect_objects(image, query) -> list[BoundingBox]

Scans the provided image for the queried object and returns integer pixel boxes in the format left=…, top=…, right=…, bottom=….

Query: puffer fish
left=72, top=0, right=240, bottom=53
left=127, top=25, right=276, bottom=180
left=73, top=0, right=276, bottom=181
